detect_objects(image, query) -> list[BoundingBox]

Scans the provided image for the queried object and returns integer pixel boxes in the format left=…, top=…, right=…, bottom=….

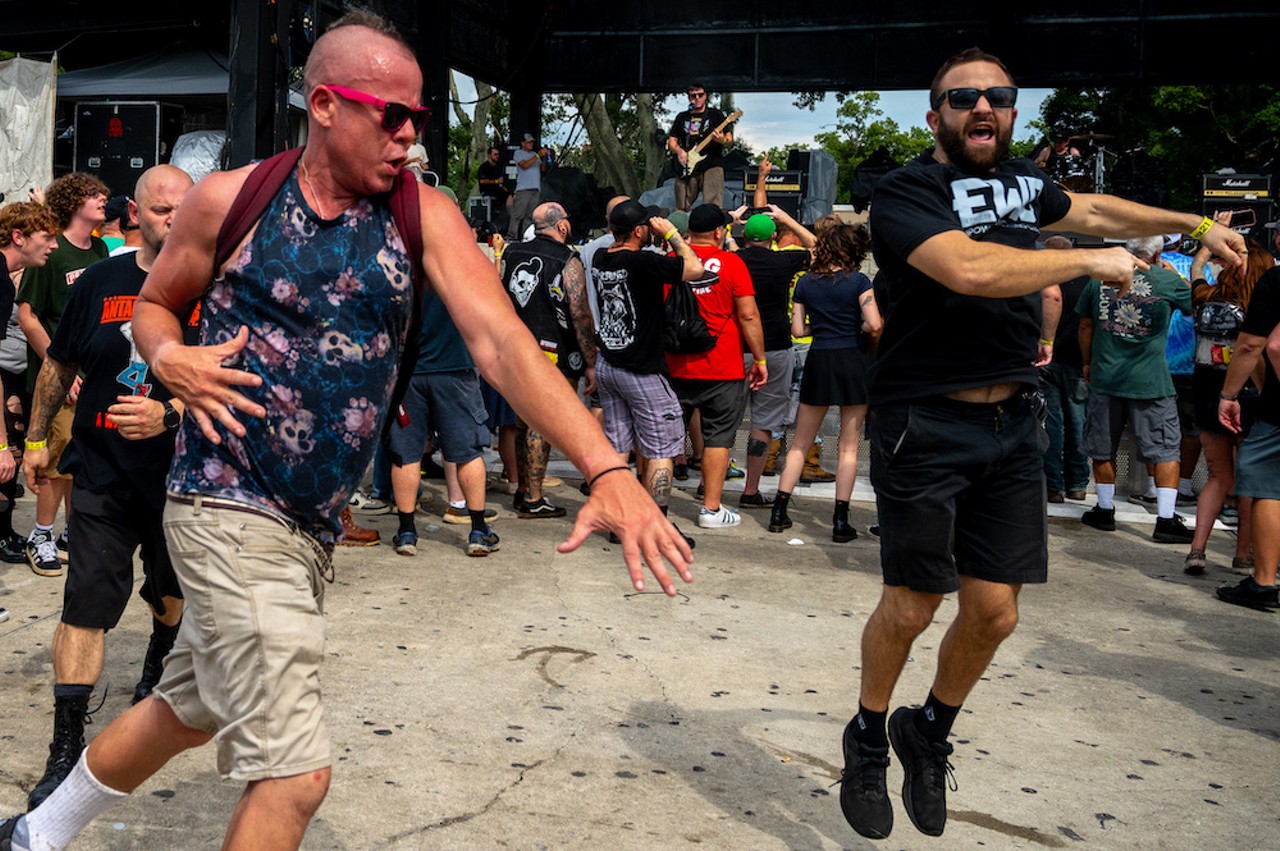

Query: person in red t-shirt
left=666, top=204, right=766, bottom=528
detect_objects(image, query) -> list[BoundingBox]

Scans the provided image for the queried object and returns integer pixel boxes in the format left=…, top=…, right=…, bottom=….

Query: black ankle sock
left=469, top=509, right=487, bottom=533
left=851, top=704, right=888, bottom=748
left=397, top=511, right=416, bottom=534
left=53, top=683, right=93, bottom=700
left=659, top=504, right=669, bottom=516
left=915, top=691, right=962, bottom=743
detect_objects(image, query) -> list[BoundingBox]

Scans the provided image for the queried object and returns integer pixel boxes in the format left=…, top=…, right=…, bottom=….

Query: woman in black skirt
left=769, top=222, right=882, bottom=540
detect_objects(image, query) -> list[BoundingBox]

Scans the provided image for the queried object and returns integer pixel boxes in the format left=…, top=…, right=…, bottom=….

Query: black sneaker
left=26, top=528, right=62, bottom=577
left=0, top=533, right=26, bottom=564
left=1152, top=515, right=1194, bottom=544
left=867, top=524, right=881, bottom=541
left=838, top=719, right=893, bottom=839
left=56, top=528, right=69, bottom=563
left=518, top=497, right=566, bottom=519
left=1215, top=577, right=1279, bottom=611
left=1127, top=492, right=1157, bottom=506
left=673, top=463, right=689, bottom=481
left=1080, top=505, right=1116, bottom=532
left=888, top=707, right=954, bottom=837
left=738, top=491, right=774, bottom=509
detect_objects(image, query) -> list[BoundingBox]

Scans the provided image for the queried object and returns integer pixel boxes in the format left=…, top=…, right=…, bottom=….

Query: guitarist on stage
left=667, top=83, right=734, bottom=211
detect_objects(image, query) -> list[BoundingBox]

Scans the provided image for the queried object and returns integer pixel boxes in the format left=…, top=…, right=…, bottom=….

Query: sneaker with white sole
left=696, top=505, right=741, bottom=528
left=466, top=526, right=501, bottom=557
left=393, top=530, right=418, bottom=556
left=26, top=529, right=61, bottom=577
left=349, top=489, right=393, bottom=514
left=443, top=506, right=498, bottom=525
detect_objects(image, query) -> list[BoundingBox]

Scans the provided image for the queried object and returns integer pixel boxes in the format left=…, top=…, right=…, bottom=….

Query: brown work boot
left=762, top=438, right=782, bottom=476
left=799, top=443, right=836, bottom=484
left=339, top=507, right=380, bottom=546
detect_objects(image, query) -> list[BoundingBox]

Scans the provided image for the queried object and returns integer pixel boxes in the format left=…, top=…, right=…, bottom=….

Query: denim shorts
left=388, top=369, right=490, bottom=466
left=155, top=496, right=331, bottom=781
left=1236, top=420, right=1280, bottom=500
left=870, top=394, right=1049, bottom=594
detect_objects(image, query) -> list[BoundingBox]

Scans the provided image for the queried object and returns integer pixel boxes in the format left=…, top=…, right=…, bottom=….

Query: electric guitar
left=677, top=109, right=743, bottom=178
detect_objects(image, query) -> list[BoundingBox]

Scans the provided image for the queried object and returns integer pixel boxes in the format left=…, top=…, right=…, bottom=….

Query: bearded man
left=835, top=47, right=1246, bottom=842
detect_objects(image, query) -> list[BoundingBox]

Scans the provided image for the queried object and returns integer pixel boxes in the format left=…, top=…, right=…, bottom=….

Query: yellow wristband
left=754, top=359, right=766, bottom=365
left=664, top=229, right=678, bottom=242
left=25, top=439, right=46, bottom=451
left=1190, top=216, right=1214, bottom=240
left=1040, top=339, right=1054, bottom=347
left=0, top=443, right=7, bottom=453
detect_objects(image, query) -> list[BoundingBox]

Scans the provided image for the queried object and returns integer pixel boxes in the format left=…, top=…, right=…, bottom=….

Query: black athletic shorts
left=668, top=376, right=749, bottom=449
left=62, top=488, right=182, bottom=630
left=870, top=393, right=1049, bottom=594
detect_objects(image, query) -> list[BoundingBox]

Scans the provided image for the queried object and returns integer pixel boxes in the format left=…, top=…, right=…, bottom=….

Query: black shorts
left=668, top=376, right=748, bottom=449
left=870, top=394, right=1049, bottom=594
left=799, top=346, right=871, bottom=407
left=63, top=488, right=181, bottom=630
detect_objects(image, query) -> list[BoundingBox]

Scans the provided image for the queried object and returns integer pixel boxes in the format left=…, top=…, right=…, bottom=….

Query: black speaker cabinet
left=74, top=102, right=182, bottom=197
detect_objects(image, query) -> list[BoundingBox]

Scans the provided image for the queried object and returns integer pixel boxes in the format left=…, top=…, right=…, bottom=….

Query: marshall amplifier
left=1202, top=174, right=1273, bottom=236
left=742, top=168, right=806, bottom=219
left=1202, top=173, right=1270, bottom=199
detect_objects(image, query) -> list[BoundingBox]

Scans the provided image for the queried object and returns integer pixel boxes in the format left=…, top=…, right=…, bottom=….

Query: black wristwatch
left=162, top=401, right=181, bottom=431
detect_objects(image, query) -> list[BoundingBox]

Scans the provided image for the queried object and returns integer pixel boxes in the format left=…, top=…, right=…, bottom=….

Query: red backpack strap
left=213, top=147, right=306, bottom=273
left=382, top=170, right=430, bottom=439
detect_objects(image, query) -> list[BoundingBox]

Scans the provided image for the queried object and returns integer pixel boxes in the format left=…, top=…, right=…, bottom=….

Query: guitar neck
left=690, top=110, right=743, bottom=156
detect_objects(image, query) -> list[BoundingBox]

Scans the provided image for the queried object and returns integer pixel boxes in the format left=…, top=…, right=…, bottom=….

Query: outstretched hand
left=149, top=325, right=264, bottom=444
left=557, top=469, right=694, bottom=596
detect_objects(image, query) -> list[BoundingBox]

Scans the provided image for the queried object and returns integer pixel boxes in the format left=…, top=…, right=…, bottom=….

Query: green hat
left=743, top=213, right=776, bottom=242
left=436, top=184, right=458, bottom=203
left=668, top=210, right=690, bottom=235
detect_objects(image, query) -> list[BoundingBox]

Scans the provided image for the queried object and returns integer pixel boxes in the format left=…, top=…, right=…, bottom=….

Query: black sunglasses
left=932, top=86, right=1018, bottom=111
left=326, top=84, right=431, bottom=133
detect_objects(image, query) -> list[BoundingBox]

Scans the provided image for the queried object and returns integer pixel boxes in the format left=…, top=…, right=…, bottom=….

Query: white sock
left=450, top=500, right=465, bottom=510
left=1156, top=487, right=1177, bottom=519
left=24, top=751, right=127, bottom=850
left=1096, top=483, right=1115, bottom=510
left=1144, top=475, right=1157, bottom=497
left=1179, top=477, right=1194, bottom=495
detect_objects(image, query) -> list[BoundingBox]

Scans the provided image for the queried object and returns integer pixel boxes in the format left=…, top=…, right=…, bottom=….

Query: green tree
left=1039, top=85, right=1280, bottom=210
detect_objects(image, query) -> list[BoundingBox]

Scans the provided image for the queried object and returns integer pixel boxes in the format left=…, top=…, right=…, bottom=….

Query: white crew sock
left=449, top=499, right=466, bottom=510
left=1156, top=487, right=1177, bottom=519
left=1179, top=477, right=1194, bottom=495
left=1143, top=475, right=1157, bottom=498
left=1096, top=483, right=1115, bottom=510
left=24, top=751, right=127, bottom=851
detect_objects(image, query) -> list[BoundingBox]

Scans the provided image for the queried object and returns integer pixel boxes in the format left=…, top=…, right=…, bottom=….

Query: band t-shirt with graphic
left=668, top=107, right=729, bottom=176
left=47, top=253, right=197, bottom=509
left=591, top=248, right=685, bottom=375
left=1075, top=267, right=1191, bottom=400
left=869, top=151, right=1072, bottom=404
left=665, top=244, right=753, bottom=381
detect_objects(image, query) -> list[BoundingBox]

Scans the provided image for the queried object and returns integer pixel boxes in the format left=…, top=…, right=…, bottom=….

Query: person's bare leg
left=85, top=697, right=212, bottom=793
left=457, top=456, right=488, bottom=511
left=516, top=417, right=550, bottom=501
left=390, top=461, right=422, bottom=514
left=1190, top=432, right=1234, bottom=552
left=1092, top=459, right=1116, bottom=486
left=835, top=406, right=867, bottom=503
left=1250, top=499, right=1280, bottom=587
left=1153, top=459, right=1179, bottom=489
left=223, top=770, right=331, bottom=851
left=644, top=458, right=674, bottom=509
left=443, top=461, right=464, bottom=505
left=858, top=585, right=943, bottom=712
left=52, top=623, right=105, bottom=685
left=777, top=404, right=823, bottom=495
left=742, top=427, right=771, bottom=497
left=1235, top=496, right=1254, bottom=561
left=700, top=446, right=730, bottom=511
left=930, top=576, right=1021, bottom=706
left=497, top=425, right=518, bottom=487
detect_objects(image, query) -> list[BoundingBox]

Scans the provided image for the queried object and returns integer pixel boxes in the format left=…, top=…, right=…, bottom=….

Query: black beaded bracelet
left=1220, top=392, right=1238, bottom=402
left=587, top=465, right=632, bottom=488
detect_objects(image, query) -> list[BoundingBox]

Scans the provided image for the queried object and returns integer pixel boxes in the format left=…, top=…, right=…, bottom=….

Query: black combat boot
left=133, top=618, right=181, bottom=704
left=833, top=500, right=858, bottom=542
left=768, top=491, right=793, bottom=533
left=29, top=692, right=90, bottom=809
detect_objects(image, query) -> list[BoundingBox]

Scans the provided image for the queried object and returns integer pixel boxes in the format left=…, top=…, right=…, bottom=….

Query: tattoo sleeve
left=28, top=357, right=78, bottom=442
left=564, top=257, right=597, bottom=367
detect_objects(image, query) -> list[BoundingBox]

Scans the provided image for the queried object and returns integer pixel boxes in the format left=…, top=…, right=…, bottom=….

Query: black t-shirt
left=668, top=107, right=729, bottom=175
left=591, top=248, right=685, bottom=375
left=1240, top=266, right=1280, bottom=425
left=736, top=246, right=809, bottom=351
left=47, top=253, right=197, bottom=508
left=477, top=160, right=509, bottom=201
left=1052, top=274, right=1090, bottom=369
left=868, top=151, right=1073, bottom=404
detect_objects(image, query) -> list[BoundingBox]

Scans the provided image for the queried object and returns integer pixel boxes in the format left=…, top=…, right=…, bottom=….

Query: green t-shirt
left=16, top=233, right=109, bottom=389
left=1075, top=265, right=1191, bottom=399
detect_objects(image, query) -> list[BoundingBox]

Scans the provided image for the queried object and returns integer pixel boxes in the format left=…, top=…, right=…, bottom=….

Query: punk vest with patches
left=500, top=234, right=582, bottom=374
left=168, top=168, right=415, bottom=540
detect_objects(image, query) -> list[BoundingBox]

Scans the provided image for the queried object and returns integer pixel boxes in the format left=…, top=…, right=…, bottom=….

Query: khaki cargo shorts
left=154, top=495, right=331, bottom=781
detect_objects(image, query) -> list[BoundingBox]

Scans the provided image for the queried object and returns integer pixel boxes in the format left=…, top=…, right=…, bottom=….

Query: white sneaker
left=697, top=505, right=742, bottom=528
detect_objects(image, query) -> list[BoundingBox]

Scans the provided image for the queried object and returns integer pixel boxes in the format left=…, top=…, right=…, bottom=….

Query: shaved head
left=134, top=164, right=192, bottom=206
left=303, top=11, right=416, bottom=96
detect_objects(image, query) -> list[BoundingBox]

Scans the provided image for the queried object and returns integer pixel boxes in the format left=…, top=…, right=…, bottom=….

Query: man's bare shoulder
left=184, top=165, right=257, bottom=223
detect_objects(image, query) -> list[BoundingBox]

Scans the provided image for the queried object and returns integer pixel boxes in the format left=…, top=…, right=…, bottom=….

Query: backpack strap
left=382, top=168, right=429, bottom=440
left=213, top=147, right=305, bottom=273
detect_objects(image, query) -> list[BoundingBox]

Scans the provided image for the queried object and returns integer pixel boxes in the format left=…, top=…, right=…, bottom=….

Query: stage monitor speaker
left=74, top=102, right=185, bottom=198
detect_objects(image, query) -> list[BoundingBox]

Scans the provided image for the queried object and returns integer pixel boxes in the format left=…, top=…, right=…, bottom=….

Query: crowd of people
left=0, top=12, right=1275, bottom=849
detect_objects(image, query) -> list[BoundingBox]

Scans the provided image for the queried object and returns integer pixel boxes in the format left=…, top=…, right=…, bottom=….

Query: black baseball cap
left=688, top=204, right=732, bottom=233
left=608, top=200, right=652, bottom=231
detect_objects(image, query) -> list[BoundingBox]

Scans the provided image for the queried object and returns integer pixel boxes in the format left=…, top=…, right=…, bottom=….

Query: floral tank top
left=168, top=169, right=414, bottom=540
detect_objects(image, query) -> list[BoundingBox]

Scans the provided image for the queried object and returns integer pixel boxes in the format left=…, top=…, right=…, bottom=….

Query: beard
left=936, top=114, right=1013, bottom=173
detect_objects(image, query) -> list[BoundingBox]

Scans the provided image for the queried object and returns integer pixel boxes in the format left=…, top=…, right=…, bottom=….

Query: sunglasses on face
left=688, top=92, right=707, bottom=99
left=932, top=86, right=1018, bottom=111
left=324, top=84, right=431, bottom=133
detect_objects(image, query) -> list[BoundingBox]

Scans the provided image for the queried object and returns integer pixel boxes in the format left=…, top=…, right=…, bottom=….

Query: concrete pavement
left=1, top=466, right=1276, bottom=849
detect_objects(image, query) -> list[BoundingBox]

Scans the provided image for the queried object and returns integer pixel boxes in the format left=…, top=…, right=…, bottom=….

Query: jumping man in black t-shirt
left=837, top=48, right=1248, bottom=842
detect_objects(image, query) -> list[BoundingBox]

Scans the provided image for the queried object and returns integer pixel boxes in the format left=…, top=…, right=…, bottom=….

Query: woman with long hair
left=1183, top=236, right=1273, bottom=575
left=768, top=222, right=882, bottom=541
